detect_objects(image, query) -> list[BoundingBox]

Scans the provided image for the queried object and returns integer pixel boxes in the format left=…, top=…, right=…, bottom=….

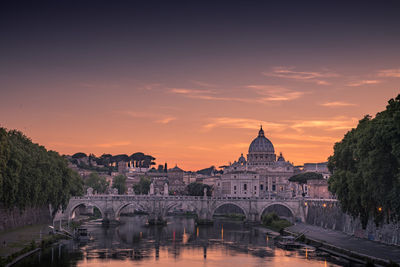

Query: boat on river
left=74, top=228, right=90, bottom=241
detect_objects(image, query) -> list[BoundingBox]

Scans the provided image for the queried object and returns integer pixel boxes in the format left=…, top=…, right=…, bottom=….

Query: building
left=216, top=126, right=296, bottom=198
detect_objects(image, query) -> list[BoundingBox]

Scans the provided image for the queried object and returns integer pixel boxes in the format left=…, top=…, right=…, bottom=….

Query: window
left=244, top=184, right=247, bottom=190
left=272, top=184, right=276, bottom=191
left=254, top=186, right=257, bottom=190
left=260, top=184, right=264, bottom=190
left=234, top=185, right=237, bottom=190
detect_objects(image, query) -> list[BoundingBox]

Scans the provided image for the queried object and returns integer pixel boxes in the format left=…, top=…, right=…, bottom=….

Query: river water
left=15, top=216, right=345, bottom=267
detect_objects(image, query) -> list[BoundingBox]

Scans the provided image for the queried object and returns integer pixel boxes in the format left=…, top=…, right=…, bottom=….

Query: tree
left=84, top=172, right=109, bottom=194
left=328, top=94, right=400, bottom=227
left=289, top=172, right=323, bottom=196
left=112, top=174, right=127, bottom=194
left=72, top=152, right=87, bottom=159
left=133, top=176, right=151, bottom=194
left=187, top=182, right=211, bottom=196
left=157, top=164, right=164, bottom=172
left=0, top=128, right=83, bottom=213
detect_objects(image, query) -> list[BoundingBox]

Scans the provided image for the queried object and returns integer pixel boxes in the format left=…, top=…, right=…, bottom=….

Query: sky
left=1, top=1, right=400, bottom=170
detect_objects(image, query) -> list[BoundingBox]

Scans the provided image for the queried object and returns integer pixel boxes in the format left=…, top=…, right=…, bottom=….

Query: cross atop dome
left=258, top=125, right=265, bottom=137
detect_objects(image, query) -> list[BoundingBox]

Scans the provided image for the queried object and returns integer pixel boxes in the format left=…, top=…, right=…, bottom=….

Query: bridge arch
left=115, top=202, right=150, bottom=220
left=259, top=202, right=295, bottom=222
left=212, top=202, right=248, bottom=220
left=68, top=202, right=105, bottom=221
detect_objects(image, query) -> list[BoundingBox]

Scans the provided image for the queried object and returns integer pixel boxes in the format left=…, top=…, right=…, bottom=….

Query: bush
left=261, top=212, right=292, bottom=232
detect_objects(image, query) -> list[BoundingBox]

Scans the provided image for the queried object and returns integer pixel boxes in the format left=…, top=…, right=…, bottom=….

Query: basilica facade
left=215, top=126, right=297, bottom=198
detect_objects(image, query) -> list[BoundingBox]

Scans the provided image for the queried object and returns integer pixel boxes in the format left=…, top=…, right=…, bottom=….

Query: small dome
left=238, top=153, right=246, bottom=164
left=277, top=152, right=285, bottom=161
left=248, top=126, right=275, bottom=153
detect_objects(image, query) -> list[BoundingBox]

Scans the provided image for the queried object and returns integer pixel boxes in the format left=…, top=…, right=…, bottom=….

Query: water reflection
left=16, top=216, right=343, bottom=267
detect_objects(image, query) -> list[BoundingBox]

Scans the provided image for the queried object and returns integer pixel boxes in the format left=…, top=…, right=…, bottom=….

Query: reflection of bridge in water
left=58, top=195, right=337, bottom=224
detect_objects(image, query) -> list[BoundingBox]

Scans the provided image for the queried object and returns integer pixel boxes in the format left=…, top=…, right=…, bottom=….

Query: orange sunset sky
left=1, top=1, right=400, bottom=170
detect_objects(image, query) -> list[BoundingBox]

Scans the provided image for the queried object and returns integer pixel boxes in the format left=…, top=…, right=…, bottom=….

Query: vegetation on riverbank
left=0, top=234, right=67, bottom=267
left=0, top=128, right=83, bottom=213
left=328, top=94, right=400, bottom=228
left=214, top=213, right=246, bottom=220
left=261, top=212, right=292, bottom=232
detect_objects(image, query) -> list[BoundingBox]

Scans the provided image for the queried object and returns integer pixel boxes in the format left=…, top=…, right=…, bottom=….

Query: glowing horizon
left=1, top=1, right=399, bottom=170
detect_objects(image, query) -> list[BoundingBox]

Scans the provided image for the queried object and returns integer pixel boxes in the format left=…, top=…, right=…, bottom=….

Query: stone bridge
left=57, top=195, right=337, bottom=225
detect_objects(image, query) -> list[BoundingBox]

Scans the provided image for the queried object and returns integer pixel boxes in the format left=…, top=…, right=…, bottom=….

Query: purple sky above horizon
left=1, top=1, right=400, bottom=170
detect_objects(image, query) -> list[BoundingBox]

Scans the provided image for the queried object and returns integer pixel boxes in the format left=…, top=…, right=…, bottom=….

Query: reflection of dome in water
left=248, top=126, right=275, bottom=153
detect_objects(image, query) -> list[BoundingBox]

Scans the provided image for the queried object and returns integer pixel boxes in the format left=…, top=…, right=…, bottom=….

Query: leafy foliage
left=289, top=172, right=323, bottom=184
left=0, top=128, right=83, bottom=213
left=133, top=176, right=151, bottom=194
left=112, top=174, right=127, bottom=194
left=84, top=172, right=109, bottom=194
left=328, top=94, right=400, bottom=227
left=261, top=212, right=292, bottom=232
left=187, top=182, right=212, bottom=196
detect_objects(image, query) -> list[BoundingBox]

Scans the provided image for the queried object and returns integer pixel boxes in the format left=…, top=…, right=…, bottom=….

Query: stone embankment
left=0, top=205, right=52, bottom=232
left=286, top=223, right=400, bottom=266
left=306, top=201, right=400, bottom=246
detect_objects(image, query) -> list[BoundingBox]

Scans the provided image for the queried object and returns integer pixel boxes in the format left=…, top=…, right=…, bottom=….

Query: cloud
left=246, top=85, right=305, bottom=101
left=117, top=110, right=177, bottom=124
left=346, top=80, right=381, bottom=87
left=263, top=66, right=338, bottom=84
left=141, top=83, right=161, bottom=90
left=155, top=117, right=176, bottom=124
left=289, top=117, right=358, bottom=131
left=275, top=134, right=339, bottom=143
left=171, top=85, right=305, bottom=103
left=320, top=101, right=357, bottom=107
left=190, top=80, right=217, bottom=87
left=204, top=117, right=285, bottom=131
left=377, top=68, right=400, bottom=78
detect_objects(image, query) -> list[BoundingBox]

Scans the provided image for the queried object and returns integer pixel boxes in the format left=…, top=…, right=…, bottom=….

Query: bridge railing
left=71, top=194, right=338, bottom=202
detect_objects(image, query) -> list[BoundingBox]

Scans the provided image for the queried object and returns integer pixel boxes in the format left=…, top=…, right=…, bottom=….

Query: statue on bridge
left=127, top=187, right=135, bottom=195
left=164, top=183, right=169, bottom=196
left=150, top=182, right=154, bottom=195
left=86, top=187, right=93, bottom=196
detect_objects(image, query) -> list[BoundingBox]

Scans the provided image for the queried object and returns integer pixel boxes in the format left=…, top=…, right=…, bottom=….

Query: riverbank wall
left=0, top=204, right=52, bottom=232
left=306, top=201, right=400, bottom=246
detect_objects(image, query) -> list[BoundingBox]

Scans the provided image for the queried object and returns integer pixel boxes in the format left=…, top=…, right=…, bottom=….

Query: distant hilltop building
left=215, top=126, right=331, bottom=198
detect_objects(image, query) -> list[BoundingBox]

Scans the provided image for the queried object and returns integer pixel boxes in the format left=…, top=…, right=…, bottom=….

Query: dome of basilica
left=248, top=126, right=275, bottom=153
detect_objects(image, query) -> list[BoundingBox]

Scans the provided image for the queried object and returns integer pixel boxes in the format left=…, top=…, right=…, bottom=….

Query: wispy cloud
left=190, top=80, right=217, bottom=88
left=289, top=117, right=358, bottom=131
left=378, top=68, right=400, bottom=78
left=141, top=83, right=161, bottom=90
left=275, top=134, right=339, bottom=143
left=155, top=117, right=177, bottom=124
left=117, top=110, right=177, bottom=124
left=204, top=117, right=285, bottom=131
left=320, top=101, right=357, bottom=107
left=246, top=85, right=305, bottom=101
left=171, top=85, right=305, bottom=103
left=263, top=66, right=338, bottom=84
left=346, top=80, right=381, bottom=87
